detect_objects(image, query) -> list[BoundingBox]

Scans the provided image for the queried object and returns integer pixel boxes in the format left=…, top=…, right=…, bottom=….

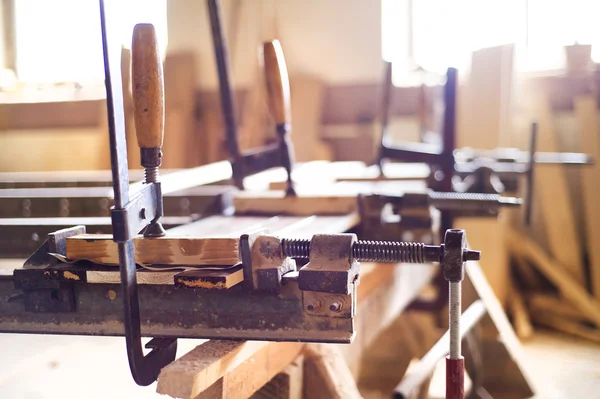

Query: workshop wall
left=166, top=0, right=383, bottom=89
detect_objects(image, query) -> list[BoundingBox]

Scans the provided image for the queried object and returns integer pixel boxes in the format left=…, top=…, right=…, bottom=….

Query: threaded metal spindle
left=281, top=239, right=311, bottom=259
left=145, top=167, right=159, bottom=184
left=353, top=241, right=425, bottom=263
left=281, top=239, right=442, bottom=263
left=428, top=191, right=522, bottom=209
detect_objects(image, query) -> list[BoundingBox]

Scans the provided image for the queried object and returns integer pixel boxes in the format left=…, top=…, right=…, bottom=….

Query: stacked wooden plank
left=506, top=73, right=600, bottom=344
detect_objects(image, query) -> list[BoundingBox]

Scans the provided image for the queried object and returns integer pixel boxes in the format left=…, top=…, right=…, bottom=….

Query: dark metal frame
left=207, top=0, right=295, bottom=192
left=99, top=0, right=176, bottom=385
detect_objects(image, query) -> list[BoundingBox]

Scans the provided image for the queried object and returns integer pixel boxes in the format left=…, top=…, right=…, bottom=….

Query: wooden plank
left=507, top=227, right=600, bottom=328
left=164, top=52, right=198, bottom=168
left=457, top=44, right=515, bottom=150
left=529, top=98, right=584, bottom=284
left=574, top=96, right=600, bottom=299
left=303, top=344, right=362, bottom=399
left=86, top=270, right=178, bottom=285
left=530, top=311, right=600, bottom=344
left=455, top=217, right=509, bottom=308
left=175, top=267, right=244, bottom=289
left=527, top=293, right=588, bottom=323
left=65, top=235, right=240, bottom=266
left=290, top=75, right=332, bottom=162
left=250, top=356, right=303, bottom=399
left=394, top=301, right=486, bottom=398
left=233, top=190, right=357, bottom=216
left=157, top=341, right=303, bottom=399
left=464, top=260, right=535, bottom=396
left=508, top=285, right=534, bottom=341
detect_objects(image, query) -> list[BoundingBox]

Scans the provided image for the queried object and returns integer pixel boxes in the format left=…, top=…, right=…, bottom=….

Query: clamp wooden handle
left=263, top=40, right=291, bottom=126
left=132, top=23, right=164, bottom=149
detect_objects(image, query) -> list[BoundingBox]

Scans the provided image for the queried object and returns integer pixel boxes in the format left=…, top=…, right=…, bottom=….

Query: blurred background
left=1, top=1, right=600, bottom=398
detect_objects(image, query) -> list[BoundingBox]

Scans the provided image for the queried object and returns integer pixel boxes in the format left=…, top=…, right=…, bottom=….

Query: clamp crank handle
left=131, top=23, right=166, bottom=236
left=132, top=23, right=165, bottom=171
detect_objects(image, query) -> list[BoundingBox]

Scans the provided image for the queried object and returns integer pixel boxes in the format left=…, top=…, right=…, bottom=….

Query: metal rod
left=525, top=121, right=537, bottom=226
left=449, top=281, right=461, bottom=359
left=207, top=0, right=243, bottom=189
left=100, top=0, right=176, bottom=386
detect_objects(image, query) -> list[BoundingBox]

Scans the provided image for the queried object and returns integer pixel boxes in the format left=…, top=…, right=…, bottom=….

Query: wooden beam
left=507, top=227, right=600, bottom=328
left=529, top=98, right=584, bottom=284
left=157, top=341, right=304, bottom=399
left=527, top=293, right=588, bottom=323
left=530, top=310, right=600, bottom=344
left=233, top=190, right=357, bottom=216
left=464, top=260, right=535, bottom=397
left=508, top=285, right=534, bottom=341
left=250, top=356, right=303, bottom=399
left=394, top=301, right=486, bottom=399
left=303, top=344, right=362, bottom=399
left=574, top=96, right=600, bottom=299
left=65, top=235, right=240, bottom=266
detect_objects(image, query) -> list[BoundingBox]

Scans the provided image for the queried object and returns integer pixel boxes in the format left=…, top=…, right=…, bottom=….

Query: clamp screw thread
left=281, top=239, right=447, bottom=264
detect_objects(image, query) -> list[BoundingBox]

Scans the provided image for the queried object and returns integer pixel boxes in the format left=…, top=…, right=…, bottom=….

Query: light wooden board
left=457, top=44, right=515, bottom=149
left=575, top=96, right=600, bottom=299
left=250, top=356, right=303, bottom=399
left=507, top=227, right=600, bottom=328
left=527, top=294, right=587, bottom=323
left=303, top=344, right=362, bottom=399
left=528, top=98, right=584, bottom=284
left=290, top=75, right=332, bottom=162
left=455, top=217, right=509, bottom=308
left=233, top=190, right=357, bottom=216
left=65, top=235, right=240, bottom=266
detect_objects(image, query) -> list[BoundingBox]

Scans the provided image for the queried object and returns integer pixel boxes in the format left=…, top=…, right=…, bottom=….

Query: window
left=382, top=0, right=600, bottom=85
left=12, top=0, right=167, bottom=86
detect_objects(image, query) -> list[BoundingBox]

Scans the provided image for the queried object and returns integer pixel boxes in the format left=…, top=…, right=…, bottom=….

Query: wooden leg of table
left=303, top=344, right=363, bottom=399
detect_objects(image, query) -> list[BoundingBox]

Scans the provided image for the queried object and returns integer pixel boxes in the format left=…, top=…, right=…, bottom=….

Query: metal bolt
left=306, top=300, right=322, bottom=312
left=329, top=302, right=342, bottom=312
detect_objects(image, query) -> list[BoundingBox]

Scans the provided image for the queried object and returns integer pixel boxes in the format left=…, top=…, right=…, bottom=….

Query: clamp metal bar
left=99, top=0, right=176, bottom=386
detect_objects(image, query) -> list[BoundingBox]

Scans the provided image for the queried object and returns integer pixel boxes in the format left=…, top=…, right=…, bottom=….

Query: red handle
left=446, top=356, right=464, bottom=399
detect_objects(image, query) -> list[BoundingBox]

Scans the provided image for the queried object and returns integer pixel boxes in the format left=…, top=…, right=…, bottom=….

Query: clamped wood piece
left=132, top=23, right=166, bottom=237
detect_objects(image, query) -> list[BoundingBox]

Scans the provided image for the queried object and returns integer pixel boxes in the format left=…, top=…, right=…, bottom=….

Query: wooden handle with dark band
left=263, top=40, right=291, bottom=126
left=132, top=23, right=164, bottom=149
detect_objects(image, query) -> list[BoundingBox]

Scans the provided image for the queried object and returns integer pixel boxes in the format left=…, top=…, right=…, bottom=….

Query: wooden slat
left=507, top=227, right=600, bottom=328
left=233, top=190, right=357, bottom=216
left=464, top=260, right=535, bottom=396
left=303, top=344, right=362, bottom=399
left=530, top=310, right=600, bottom=344
left=394, top=301, right=486, bottom=398
left=250, top=356, right=304, bottom=399
left=66, top=235, right=240, bottom=266
left=530, top=98, right=584, bottom=284
left=575, top=96, right=600, bottom=299
left=508, top=285, right=534, bottom=341
left=527, top=293, right=587, bottom=323
left=175, top=267, right=244, bottom=289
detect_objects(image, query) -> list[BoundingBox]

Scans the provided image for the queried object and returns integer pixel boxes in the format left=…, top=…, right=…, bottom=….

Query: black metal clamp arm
left=207, top=0, right=296, bottom=194
left=100, top=0, right=176, bottom=386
